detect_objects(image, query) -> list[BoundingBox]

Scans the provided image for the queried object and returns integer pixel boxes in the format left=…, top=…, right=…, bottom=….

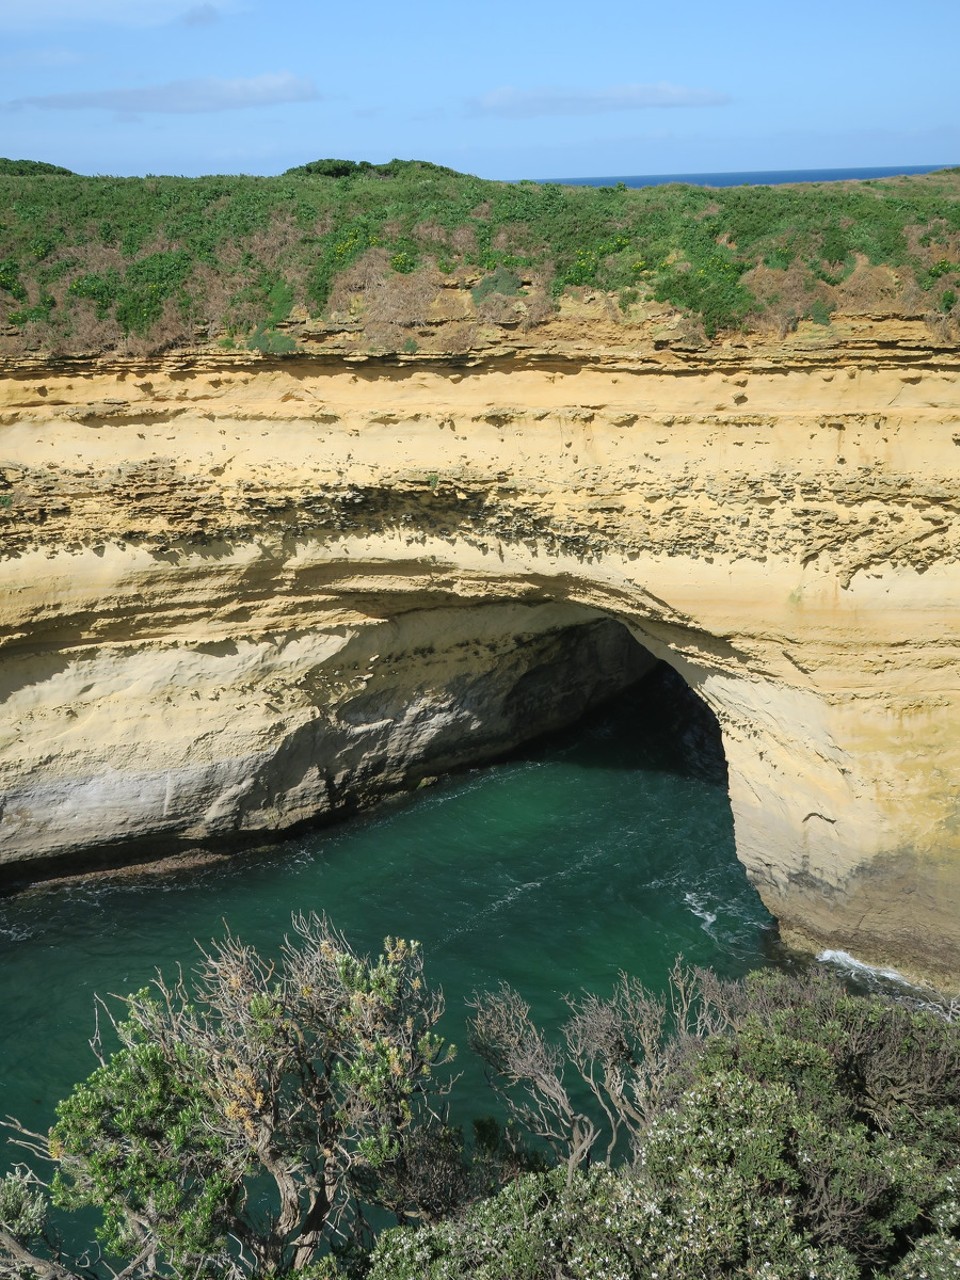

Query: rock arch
left=2, top=345, right=959, bottom=986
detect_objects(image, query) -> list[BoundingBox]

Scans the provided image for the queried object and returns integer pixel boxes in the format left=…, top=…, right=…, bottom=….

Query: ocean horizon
left=540, top=163, right=956, bottom=189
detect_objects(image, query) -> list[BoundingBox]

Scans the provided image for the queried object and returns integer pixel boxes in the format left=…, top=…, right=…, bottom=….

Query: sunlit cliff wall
left=2, top=316, right=959, bottom=984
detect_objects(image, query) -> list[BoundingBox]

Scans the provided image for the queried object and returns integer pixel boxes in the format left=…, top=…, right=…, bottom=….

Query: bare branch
left=0, top=1225, right=83, bottom=1280
left=5, top=915, right=457, bottom=1277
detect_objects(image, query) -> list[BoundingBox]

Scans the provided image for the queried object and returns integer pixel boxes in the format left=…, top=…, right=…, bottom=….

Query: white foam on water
left=816, top=949, right=960, bottom=1019
left=817, top=949, right=913, bottom=987
left=0, top=923, right=35, bottom=942
left=683, top=891, right=717, bottom=933
left=439, top=880, right=542, bottom=943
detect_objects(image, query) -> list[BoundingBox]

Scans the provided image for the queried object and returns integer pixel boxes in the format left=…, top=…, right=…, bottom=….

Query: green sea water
left=0, top=672, right=776, bottom=1176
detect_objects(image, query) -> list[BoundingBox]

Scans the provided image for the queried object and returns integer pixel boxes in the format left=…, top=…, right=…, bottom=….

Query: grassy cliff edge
left=1, top=160, right=959, bottom=359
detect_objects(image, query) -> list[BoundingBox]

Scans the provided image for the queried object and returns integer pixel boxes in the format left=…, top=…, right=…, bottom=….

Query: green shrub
left=820, top=224, right=854, bottom=264
left=0, top=158, right=73, bottom=175
left=369, top=1154, right=862, bottom=1280
left=391, top=250, right=418, bottom=274
left=114, top=250, right=192, bottom=334
left=68, top=269, right=120, bottom=317
left=0, top=257, right=26, bottom=300
left=9, top=294, right=55, bottom=325
left=1, top=164, right=959, bottom=348
left=471, top=265, right=522, bottom=302
left=456, top=967, right=960, bottom=1279
left=2, top=918, right=457, bottom=1279
left=246, top=325, right=297, bottom=354
left=3, top=939, right=959, bottom=1280
left=229, top=268, right=294, bottom=328
left=654, top=255, right=752, bottom=336
left=286, top=158, right=374, bottom=178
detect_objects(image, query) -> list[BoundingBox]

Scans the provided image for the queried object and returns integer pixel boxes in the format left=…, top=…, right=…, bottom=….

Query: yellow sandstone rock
left=1, top=317, right=959, bottom=985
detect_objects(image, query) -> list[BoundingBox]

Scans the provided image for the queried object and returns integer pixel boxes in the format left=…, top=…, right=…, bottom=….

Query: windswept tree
left=468, top=959, right=735, bottom=1175
left=379, top=970, right=960, bottom=1280
left=1, top=914, right=458, bottom=1280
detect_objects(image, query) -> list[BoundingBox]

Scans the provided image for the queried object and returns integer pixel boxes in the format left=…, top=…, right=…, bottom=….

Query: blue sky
left=1, top=0, right=957, bottom=179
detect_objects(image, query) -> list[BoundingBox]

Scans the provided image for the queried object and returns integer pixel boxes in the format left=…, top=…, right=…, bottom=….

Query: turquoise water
left=0, top=672, right=775, bottom=1174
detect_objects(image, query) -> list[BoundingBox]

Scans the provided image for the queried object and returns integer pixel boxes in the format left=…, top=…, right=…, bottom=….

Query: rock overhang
left=2, top=329, right=959, bottom=986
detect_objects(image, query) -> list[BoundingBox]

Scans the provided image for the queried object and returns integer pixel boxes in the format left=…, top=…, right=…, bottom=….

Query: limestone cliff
left=2, top=313, right=959, bottom=986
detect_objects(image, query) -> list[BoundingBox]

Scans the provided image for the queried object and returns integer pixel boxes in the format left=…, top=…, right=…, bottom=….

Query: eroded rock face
left=0, top=601, right=652, bottom=874
left=2, top=322, right=959, bottom=984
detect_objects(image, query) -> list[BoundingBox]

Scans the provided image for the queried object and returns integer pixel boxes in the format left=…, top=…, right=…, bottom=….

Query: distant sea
left=542, top=163, right=955, bottom=189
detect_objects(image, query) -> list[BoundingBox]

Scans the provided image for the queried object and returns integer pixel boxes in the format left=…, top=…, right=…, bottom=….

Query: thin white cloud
left=0, top=46, right=83, bottom=69
left=0, top=1, right=239, bottom=28
left=7, top=73, right=320, bottom=115
left=470, top=83, right=731, bottom=118
left=181, top=3, right=221, bottom=24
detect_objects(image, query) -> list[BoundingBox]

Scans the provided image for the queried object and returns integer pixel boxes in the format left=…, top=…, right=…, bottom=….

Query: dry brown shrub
left=476, top=291, right=522, bottom=325
left=413, top=221, right=450, bottom=246
left=186, top=210, right=313, bottom=324
left=363, top=321, right=404, bottom=353
left=326, top=247, right=392, bottom=318
left=212, top=238, right=245, bottom=272
left=243, top=211, right=304, bottom=272
left=833, top=260, right=901, bottom=314
left=217, top=259, right=300, bottom=333
left=668, top=313, right=709, bottom=347
left=16, top=319, right=54, bottom=352
left=434, top=321, right=479, bottom=354
left=190, top=261, right=237, bottom=336
left=491, top=223, right=531, bottom=253
left=214, top=279, right=251, bottom=332
left=741, top=262, right=828, bottom=336
left=122, top=295, right=193, bottom=355
left=449, top=225, right=477, bottom=258
left=58, top=238, right=126, bottom=294
left=905, top=221, right=960, bottom=267
left=69, top=240, right=127, bottom=276
left=518, top=288, right=556, bottom=330
left=924, top=310, right=960, bottom=343
left=65, top=302, right=124, bottom=355
left=374, top=266, right=443, bottom=327
left=330, top=255, right=443, bottom=329
left=896, top=267, right=930, bottom=315
left=40, top=270, right=73, bottom=314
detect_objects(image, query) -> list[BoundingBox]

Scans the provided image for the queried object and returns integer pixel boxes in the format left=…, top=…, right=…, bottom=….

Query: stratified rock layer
left=1, top=318, right=959, bottom=984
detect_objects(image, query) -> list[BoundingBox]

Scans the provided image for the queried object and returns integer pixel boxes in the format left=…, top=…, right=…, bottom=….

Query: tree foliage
left=0, top=158, right=74, bottom=176
left=380, top=968, right=960, bottom=1280
left=3, top=947, right=959, bottom=1280
left=2, top=915, right=457, bottom=1279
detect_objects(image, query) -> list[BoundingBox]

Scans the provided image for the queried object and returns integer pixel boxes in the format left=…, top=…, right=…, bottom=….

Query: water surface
left=0, top=674, right=775, bottom=1161
left=543, top=163, right=954, bottom=188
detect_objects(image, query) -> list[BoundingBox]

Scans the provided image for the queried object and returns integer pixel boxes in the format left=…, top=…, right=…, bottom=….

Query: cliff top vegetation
left=1, top=158, right=959, bottom=357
